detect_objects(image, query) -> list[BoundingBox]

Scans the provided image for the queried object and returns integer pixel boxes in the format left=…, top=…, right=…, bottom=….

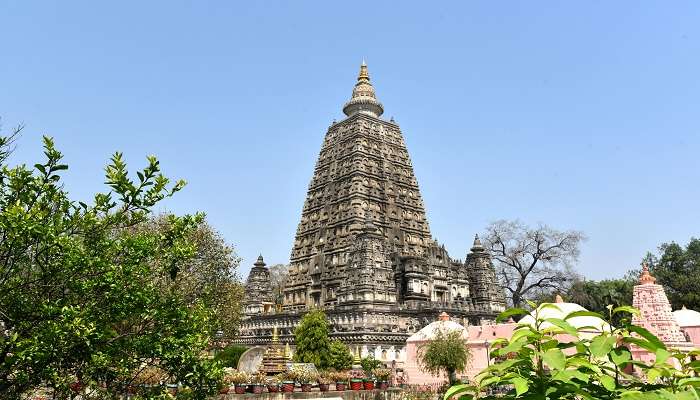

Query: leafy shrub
left=418, top=328, right=469, bottom=385
left=445, top=303, right=700, bottom=400
left=214, top=345, right=248, bottom=368
left=360, top=356, right=383, bottom=377
left=327, top=339, right=354, bottom=371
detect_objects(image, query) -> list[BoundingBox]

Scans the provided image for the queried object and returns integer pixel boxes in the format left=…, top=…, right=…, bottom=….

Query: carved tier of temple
left=236, top=64, right=506, bottom=364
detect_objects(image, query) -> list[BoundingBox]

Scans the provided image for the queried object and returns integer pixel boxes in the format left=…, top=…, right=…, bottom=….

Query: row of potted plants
left=220, top=367, right=393, bottom=394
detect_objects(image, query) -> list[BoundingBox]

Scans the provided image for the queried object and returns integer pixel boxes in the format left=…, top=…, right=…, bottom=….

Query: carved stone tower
left=632, top=263, right=691, bottom=347
left=237, top=63, right=507, bottom=363
left=242, top=255, right=274, bottom=316
left=466, top=235, right=506, bottom=317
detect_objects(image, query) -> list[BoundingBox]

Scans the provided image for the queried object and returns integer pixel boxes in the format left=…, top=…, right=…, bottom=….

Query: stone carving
left=235, top=63, right=506, bottom=362
left=632, top=263, right=690, bottom=346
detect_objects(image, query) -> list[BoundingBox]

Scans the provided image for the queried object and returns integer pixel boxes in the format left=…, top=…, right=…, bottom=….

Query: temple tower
left=283, top=62, right=441, bottom=312
left=632, top=263, right=690, bottom=347
left=237, top=63, right=507, bottom=357
left=466, top=235, right=506, bottom=315
left=242, top=255, right=274, bottom=316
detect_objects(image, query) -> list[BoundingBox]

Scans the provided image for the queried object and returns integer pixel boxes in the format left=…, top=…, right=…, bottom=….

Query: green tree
left=563, top=277, right=634, bottom=325
left=144, top=216, right=245, bottom=337
left=214, top=344, right=248, bottom=368
left=445, top=304, right=700, bottom=400
left=293, top=309, right=331, bottom=369
left=418, top=329, right=470, bottom=385
left=646, top=239, right=700, bottom=311
left=360, top=356, right=383, bottom=377
left=327, top=340, right=353, bottom=371
left=0, top=130, right=222, bottom=399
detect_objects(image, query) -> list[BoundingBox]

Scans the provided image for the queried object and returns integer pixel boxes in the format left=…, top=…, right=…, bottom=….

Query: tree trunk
left=448, top=369, right=457, bottom=385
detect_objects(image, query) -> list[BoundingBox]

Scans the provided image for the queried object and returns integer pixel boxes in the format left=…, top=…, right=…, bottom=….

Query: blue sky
left=1, top=1, right=699, bottom=280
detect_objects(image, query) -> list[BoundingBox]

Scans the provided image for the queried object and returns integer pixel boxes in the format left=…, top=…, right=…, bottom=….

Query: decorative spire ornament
left=343, top=61, right=384, bottom=117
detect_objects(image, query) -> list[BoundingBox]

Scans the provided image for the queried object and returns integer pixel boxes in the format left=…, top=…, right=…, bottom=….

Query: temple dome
left=673, top=307, right=700, bottom=327
left=519, top=297, right=610, bottom=332
left=407, top=313, right=467, bottom=342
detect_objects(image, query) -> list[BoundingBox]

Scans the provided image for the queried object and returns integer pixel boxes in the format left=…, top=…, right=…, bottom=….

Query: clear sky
left=2, top=1, right=699, bottom=280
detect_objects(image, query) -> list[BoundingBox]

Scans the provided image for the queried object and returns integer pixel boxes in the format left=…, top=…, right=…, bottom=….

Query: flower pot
left=281, top=382, right=295, bottom=392
left=350, top=379, right=363, bottom=390
left=319, top=383, right=330, bottom=392
left=267, top=384, right=280, bottom=392
left=363, top=380, right=375, bottom=390
left=70, top=382, right=83, bottom=393
left=377, top=381, right=390, bottom=390
left=219, top=386, right=230, bottom=394
left=335, top=382, right=347, bottom=391
left=166, top=384, right=179, bottom=395
left=301, top=383, right=312, bottom=392
left=252, top=384, right=264, bottom=394
left=234, top=384, right=246, bottom=394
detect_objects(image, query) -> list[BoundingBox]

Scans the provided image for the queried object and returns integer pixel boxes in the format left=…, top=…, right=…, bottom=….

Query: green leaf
left=542, top=348, right=566, bottom=371
left=544, top=318, right=579, bottom=336
left=610, top=347, right=632, bottom=366
left=623, top=337, right=661, bottom=353
left=443, top=384, right=476, bottom=400
left=538, top=303, right=562, bottom=313
left=496, top=308, right=528, bottom=322
left=678, top=377, right=700, bottom=388
left=612, top=305, right=640, bottom=316
left=590, top=335, right=616, bottom=357
left=564, top=310, right=606, bottom=321
left=655, top=348, right=670, bottom=365
left=599, top=374, right=616, bottom=391
left=628, top=325, right=667, bottom=351
left=647, top=367, right=661, bottom=383
left=511, top=376, right=528, bottom=396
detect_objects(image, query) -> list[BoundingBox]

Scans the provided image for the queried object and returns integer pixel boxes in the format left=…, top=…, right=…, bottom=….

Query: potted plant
left=296, top=369, right=316, bottom=392
left=228, top=370, right=249, bottom=394
left=318, top=371, right=333, bottom=392
left=267, top=375, right=281, bottom=393
left=280, top=370, right=296, bottom=393
left=332, top=371, right=350, bottom=391
left=249, top=371, right=266, bottom=394
left=349, top=370, right=365, bottom=390
left=360, top=356, right=382, bottom=390
left=374, top=368, right=392, bottom=389
left=220, top=367, right=235, bottom=394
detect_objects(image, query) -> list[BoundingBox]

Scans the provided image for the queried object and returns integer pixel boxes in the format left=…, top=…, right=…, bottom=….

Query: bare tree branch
left=482, top=219, right=585, bottom=308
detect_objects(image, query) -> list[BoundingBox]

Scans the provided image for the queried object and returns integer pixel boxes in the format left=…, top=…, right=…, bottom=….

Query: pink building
left=403, top=266, right=700, bottom=385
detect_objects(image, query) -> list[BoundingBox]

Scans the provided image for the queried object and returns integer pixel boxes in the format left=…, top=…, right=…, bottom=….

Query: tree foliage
left=564, top=278, right=634, bottom=325
left=293, top=309, right=331, bottom=369
left=645, top=238, right=700, bottom=311
left=327, top=340, right=354, bottom=371
left=360, top=356, right=383, bottom=376
left=446, top=304, right=700, bottom=400
left=142, top=216, right=244, bottom=337
left=214, top=344, right=248, bottom=368
left=418, top=329, right=470, bottom=385
left=483, top=220, right=585, bottom=308
left=0, top=131, right=222, bottom=399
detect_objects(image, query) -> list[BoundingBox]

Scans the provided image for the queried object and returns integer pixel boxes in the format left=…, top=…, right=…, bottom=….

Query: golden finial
left=358, top=62, right=370, bottom=82
left=284, top=342, right=292, bottom=360
left=343, top=61, right=383, bottom=117
left=271, top=326, right=279, bottom=344
left=639, top=262, right=656, bottom=285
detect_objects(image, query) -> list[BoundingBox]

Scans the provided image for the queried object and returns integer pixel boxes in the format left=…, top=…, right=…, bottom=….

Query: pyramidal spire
left=343, top=61, right=384, bottom=118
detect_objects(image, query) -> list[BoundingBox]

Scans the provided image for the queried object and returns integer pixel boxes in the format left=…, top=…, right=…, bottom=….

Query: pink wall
left=681, top=326, right=700, bottom=346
